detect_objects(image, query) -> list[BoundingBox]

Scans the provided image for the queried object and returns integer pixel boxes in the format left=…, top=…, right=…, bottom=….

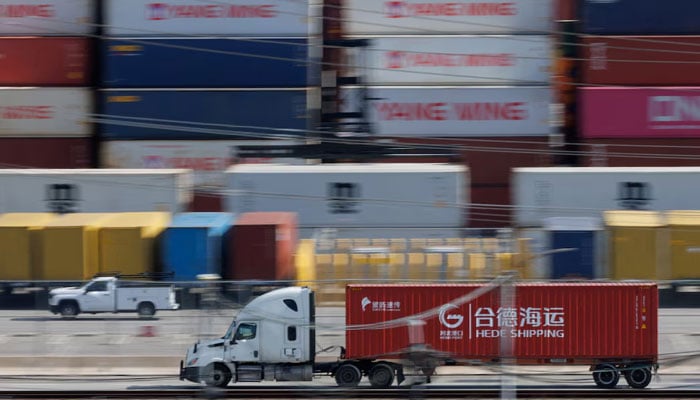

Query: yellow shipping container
left=666, top=210, right=700, bottom=279
left=40, top=213, right=111, bottom=281
left=604, top=210, right=669, bottom=280
left=99, top=212, right=171, bottom=276
left=0, top=213, right=56, bottom=280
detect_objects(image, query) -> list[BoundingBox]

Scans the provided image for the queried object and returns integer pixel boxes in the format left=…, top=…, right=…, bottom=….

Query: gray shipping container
left=225, top=163, right=467, bottom=235
left=513, top=167, right=700, bottom=227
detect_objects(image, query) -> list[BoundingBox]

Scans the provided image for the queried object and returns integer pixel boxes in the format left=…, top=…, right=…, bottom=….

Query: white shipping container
left=514, top=167, right=700, bottom=227
left=0, top=169, right=193, bottom=213
left=356, top=35, right=552, bottom=85
left=344, top=0, right=553, bottom=35
left=102, top=140, right=306, bottom=188
left=225, top=163, right=467, bottom=229
left=342, top=86, right=552, bottom=137
left=104, top=0, right=319, bottom=36
left=0, top=88, right=91, bottom=137
left=0, top=0, right=94, bottom=35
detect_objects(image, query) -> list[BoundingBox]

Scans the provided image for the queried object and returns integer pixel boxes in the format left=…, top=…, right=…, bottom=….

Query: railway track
left=0, top=388, right=699, bottom=399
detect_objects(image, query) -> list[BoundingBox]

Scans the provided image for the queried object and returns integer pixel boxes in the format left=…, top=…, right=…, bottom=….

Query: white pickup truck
left=48, top=276, right=180, bottom=318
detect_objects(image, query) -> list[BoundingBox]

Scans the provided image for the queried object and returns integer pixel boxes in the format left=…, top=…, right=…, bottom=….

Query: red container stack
left=346, top=282, right=658, bottom=364
left=227, top=212, right=298, bottom=281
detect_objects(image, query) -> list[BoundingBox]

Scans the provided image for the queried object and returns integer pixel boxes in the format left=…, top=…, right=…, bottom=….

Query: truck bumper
left=179, top=360, right=201, bottom=383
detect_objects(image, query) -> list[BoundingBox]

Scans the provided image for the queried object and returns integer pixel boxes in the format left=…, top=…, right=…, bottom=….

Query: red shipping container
left=346, top=283, right=658, bottom=364
left=228, top=212, right=298, bottom=281
left=555, top=0, right=576, bottom=21
left=0, top=37, right=91, bottom=86
left=0, top=137, right=91, bottom=168
left=581, top=36, right=700, bottom=86
left=581, top=138, right=700, bottom=167
left=189, top=190, right=223, bottom=212
left=470, top=186, right=510, bottom=228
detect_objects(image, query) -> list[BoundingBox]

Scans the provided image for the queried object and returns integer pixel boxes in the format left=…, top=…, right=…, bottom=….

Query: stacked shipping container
left=577, top=0, right=700, bottom=166
left=0, top=0, right=95, bottom=167
left=99, top=0, right=321, bottom=210
left=339, top=0, right=555, bottom=227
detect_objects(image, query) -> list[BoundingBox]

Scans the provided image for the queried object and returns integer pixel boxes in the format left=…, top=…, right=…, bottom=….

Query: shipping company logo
left=146, top=2, right=276, bottom=20
left=384, top=50, right=514, bottom=69
left=617, top=182, right=652, bottom=210
left=439, top=303, right=464, bottom=340
left=143, top=155, right=228, bottom=171
left=328, top=182, right=360, bottom=214
left=383, top=1, right=516, bottom=18
left=361, top=296, right=401, bottom=312
left=465, top=306, right=565, bottom=340
left=45, top=184, right=81, bottom=214
left=0, top=4, right=55, bottom=18
left=375, top=102, right=527, bottom=121
left=648, top=96, right=700, bottom=129
left=0, top=106, right=53, bottom=120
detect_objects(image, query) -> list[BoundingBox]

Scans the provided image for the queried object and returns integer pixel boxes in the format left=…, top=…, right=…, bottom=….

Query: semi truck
left=179, top=282, right=658, bottom=389
left=49, top=276, right=179, bottom=318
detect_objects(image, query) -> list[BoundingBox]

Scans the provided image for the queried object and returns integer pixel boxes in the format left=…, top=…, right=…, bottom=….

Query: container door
left=551, top=231, right=595, bottom=279
left=80, top=280, right=115, bottom=312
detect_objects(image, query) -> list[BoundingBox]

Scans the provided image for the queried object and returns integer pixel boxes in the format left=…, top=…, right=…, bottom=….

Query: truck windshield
left=223, top=321, right=236, bottom=339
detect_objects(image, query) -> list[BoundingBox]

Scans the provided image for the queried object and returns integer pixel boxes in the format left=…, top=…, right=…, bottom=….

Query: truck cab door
left=80, top=281, right=115, bottom=312
left=225, top=322, right=260, bottom=362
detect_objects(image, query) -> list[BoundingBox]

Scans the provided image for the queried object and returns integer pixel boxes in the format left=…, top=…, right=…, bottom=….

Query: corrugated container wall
left=101, top=38, right=319, bottom=88
left=604, top=211, right=669, bottom=281
left=358, top=36, right=552, bottom=85
left=0, top=88, right=92, bottom=137
left=99, top=212, right=171, bottom=276
left=161, top=212, right=235, bottom=281
left=99, top=89, right=319, bottom=139
left=343, top=0, right=553, bottom=34
left=227, top=212, right=297, bottom=281
left=225, top=164, right=467, bottom=234
left=0, top=213, right=56, bottom=280
left=666, top=211, right=700, bottom=280
left=343, top=86, right=552, bottom=137
left=0, top=169, right=193, bottom=214
left=0, top=138, right=92, bottom=168
left=0, top=0, right=95, bottom=35
left=345, top=283, right=658, bottom=362
left=544, top=217, right=603, bottom=279
left=580, top=36, right=700, bottom=86
left=39, top=213, right=109, bottom=281
left=104, top=0, right=319, bottom=36
left=513, top=167, right=700, bottom=227
left=0, top=37, right=91, bottom=86
left=580, top=0, right=700, bottom=35
left=581, top=139, right=700, bottom=168
left=579, top=87, right=700, bottom=138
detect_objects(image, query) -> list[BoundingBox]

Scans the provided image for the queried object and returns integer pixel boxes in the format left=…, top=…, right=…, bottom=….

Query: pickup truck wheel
left=137, top=302, right=156, bottom=318
left=59, top=302, right=79, bottom=318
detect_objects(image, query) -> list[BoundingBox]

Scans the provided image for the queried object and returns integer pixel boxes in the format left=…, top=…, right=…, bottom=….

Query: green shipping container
left=99, top=212, right=171, bottom=276
left=667, top=210, right=700, bottom=280
left=40, top=213, right=111, bottom=281
left=604, top=210, right=669, bottom=280
left=0, top=213, right=56, bottom=280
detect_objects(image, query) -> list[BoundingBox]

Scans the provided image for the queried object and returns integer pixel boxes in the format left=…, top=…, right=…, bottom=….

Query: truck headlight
left=187, top=358, right=199, bottom=366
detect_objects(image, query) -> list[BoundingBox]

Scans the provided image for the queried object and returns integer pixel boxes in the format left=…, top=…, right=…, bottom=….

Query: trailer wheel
left=203, top=363, right=231, bottom=388
left=369, top=363, right=395, bottom=388
left=334, top=363, right=361, bottom=387
left=592, top=364, right=620, bottom=388
left=624, top=365, right=652, bottom=389
left=137, top=302, right=156, bottom=318
left=59, top=301, right=79, bottom=318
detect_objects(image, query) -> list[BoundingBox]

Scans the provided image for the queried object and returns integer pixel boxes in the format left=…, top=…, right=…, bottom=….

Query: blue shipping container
left=100, top=89, right=318, bottom=139
left=101, top=38, right=320, bottom=88
left=581, top=0, right=700, bottom=35
left=550, top=230, right=596, bottom=279
left=162, top=212, right=235, bottom=281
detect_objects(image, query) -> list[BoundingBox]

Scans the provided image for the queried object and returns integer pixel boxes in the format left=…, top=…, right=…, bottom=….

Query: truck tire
left=369, top=363, right=395, bottom=388
left=204, top=363, right=231, bottom=388
left=59, top=301, right=79, bottom=318
left=137, top=302, right=156, bottom=318
left=624, top=365, right=652, bottom=389
left=334, top=363, right=361, bottom=387
left=592, top=364, right=620, bottom=388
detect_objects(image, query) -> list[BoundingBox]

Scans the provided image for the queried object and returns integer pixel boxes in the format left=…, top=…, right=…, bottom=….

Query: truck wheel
left=59, top=302, right=79, bottom=318
left=369, top=363, right=395, bottom=388
left=137, top=302, right=156, bottom=318
left=334, top=363, right=361, bottom=387
left=592, top=364, right=620, bottom=388
left=624, top=365, right=652, bottom=389
left=204, top=364, right=231, bottom=388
